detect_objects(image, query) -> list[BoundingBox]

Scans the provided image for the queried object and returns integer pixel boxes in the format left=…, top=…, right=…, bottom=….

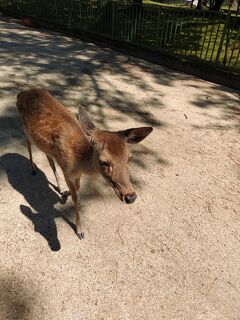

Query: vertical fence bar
left=135, top=4, right=141, bottom=45
left=186, top=10, right=196, bottom=56
left=161, top=7, right=166, bottom=48
left=54, top=0, right=58, bottom=22
left=155, top=6, right=161, bottom=49
left=140, top=3, right=145, bottom=45
left=209, top=15, right=222, bottom=62
left=179, top=9, right=187, bottom=55
left=183, top=9, right=190, bottom=56
left=20, top=0, right=23, bottom=18
left=35, top=0, right=39, bottom=16
left=189, top=10, right=199, bottom=56
left=133, top=4, right=139, bottom=44
left=122, top=4, right=126, bottom=40
left=233, top=43, right=240, bottom=67
left=163, top=8, right=169, bottom=49
left=167, top=10, right=174, bottom=50
left=147, top=6, right=152, bottom=45
left=126, top=3, right=130, bottom=41
left=173, top=7, right=180, bottom=52
left=130, top=4, right=134, bottom=42
left=176, top=10, right=183, bottom=54
left=215, top=11, right=230, bottom=64
left=111, top=1, right=115, bottom=39
left=195, top=10, right=206, bottom=58
left=131, top=3, right=135, bottom=43
left=228, top=24, right=239, bottom=66
left=223, top=15, right=232, bottom=65
left=204, top=12, right=216, bottom=61
left=226, top=14, right=238, bottom=66
left=149, top=6, right=154, bottom=47
left=199, top=11, right=210, bottom=58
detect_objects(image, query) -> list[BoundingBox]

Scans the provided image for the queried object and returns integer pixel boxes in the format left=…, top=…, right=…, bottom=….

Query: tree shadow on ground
left=0, top=16, right=238, bottom=163
left=189, top=84, right=240, bottom=131
left=1, top=14, right=238, bottom=206
left=0, top=274, right=37, bottom=320
left=0, top=153, right=77, bottom=251
left=0, top=15, right=170, bottom=170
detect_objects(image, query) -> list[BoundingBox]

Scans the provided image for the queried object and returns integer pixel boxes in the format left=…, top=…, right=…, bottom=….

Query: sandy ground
left=0, top=14, right=240, bottom=320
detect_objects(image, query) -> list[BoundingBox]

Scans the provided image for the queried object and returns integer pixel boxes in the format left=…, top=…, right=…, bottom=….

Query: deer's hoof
left=32, top=170, right=37, bottom=176
left=61, top=190, right=70, bottom=198
left=77, top=231, right=85, bottom=240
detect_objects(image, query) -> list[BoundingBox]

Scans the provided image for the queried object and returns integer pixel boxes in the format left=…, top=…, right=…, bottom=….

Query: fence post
left=54, top=0, right=59, bottom=23
left=36, top=0, right=39, bottom=16
left=69, top=0, right=73, bottom=27
left=20, top=0, right=23, bottom=19
left=112, top=1, right=115, bottom=39
left=215, top=12, right=230, bottom=64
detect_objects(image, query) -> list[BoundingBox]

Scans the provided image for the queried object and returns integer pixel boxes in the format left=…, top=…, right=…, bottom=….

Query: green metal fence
left=0, top=0, right=239, bottom=71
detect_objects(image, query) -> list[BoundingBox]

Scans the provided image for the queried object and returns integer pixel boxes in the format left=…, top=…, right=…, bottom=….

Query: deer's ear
left=119, top=127, right=153, bottom=144
left=77, top=105, right=95, bottom=132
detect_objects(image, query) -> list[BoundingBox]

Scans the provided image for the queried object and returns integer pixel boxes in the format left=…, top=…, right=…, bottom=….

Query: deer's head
left=78, top=106, right=152, bottom=204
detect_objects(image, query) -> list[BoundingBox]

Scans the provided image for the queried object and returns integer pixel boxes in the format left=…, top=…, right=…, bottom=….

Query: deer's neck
left=74, top=136, right=100, bottom=176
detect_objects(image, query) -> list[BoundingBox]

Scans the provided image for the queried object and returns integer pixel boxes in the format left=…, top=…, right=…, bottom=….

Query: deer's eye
left=99, top=160, right=109, bottom=168
left=99, top=160, right=112, bottom=173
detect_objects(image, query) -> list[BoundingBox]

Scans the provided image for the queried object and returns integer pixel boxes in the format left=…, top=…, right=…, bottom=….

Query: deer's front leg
left=64, top=176, right=84, bottom=240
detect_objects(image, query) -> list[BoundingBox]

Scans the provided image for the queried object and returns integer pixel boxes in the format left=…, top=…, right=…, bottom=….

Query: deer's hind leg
left=64, top=174, right=84, bottom=240
left=46, top=155, right=62, bottom=194
left=26, top=138, right=37, bottom=175
left=75, top=177, right=80, bottom=191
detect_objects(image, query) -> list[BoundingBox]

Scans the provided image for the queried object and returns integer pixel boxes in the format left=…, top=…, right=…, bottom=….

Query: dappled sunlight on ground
left=0, top=14, right=240, bottom=320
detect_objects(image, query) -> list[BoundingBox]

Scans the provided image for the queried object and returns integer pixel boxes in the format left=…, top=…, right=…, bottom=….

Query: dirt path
left=0, top=14, right=240, bottom=320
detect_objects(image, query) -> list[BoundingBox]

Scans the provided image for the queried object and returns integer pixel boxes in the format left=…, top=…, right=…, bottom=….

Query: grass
left=144, top=0, right=187, bottom=7
left=129, top=5, right=240, bottom=68
left=144, top=0, right=240, bottom=13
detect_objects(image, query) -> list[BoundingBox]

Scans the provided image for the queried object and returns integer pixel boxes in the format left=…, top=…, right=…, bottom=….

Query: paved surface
left=0, top=14, right=240, bottom=320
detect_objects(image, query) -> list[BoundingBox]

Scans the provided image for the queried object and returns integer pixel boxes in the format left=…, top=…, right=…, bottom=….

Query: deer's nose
left=124, top=193, right=137, bottom=204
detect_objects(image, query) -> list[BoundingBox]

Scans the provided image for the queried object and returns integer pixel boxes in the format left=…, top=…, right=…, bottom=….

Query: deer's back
left=17, top=88, right=90, bottom=170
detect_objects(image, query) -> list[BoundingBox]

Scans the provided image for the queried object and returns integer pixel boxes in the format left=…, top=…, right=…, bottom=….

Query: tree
left=197, top=0, right=203, bottom=9
left=210, top=0, right=224, bottom=10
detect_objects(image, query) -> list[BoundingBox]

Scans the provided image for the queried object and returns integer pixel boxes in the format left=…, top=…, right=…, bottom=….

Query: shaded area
left=190, top=83, right=240, bottom=130
left=0, top=16, right=238, bottom=172
left=0, top=16, right=172, bottom=129
left=0, top=275, right=37, bottom=320
left=0, top=153, right=76, bottom=251
left=0, top=151, right=160, bottom=251
left=0, top=15, right=170, bottom=172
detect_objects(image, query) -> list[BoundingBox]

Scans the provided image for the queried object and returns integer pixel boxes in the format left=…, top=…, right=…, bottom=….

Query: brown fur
left=21, top=18, right=40, bottom=28
left=17, top=88, right=152, bottom=239
left=17, top=89, right=92, bottom=177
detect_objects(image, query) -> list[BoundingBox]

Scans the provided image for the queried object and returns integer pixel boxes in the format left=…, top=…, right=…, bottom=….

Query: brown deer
left=16, top=88, right=152, bottom=239
left=21, top=17, right=40, bottom=28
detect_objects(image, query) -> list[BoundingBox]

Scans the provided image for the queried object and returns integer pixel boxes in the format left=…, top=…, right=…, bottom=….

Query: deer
left=16, top=88, right=153, bottom=240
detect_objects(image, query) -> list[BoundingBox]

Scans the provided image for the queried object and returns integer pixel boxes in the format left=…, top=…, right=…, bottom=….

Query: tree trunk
left=197, top=0, right=203, bottom=9
left=210, top=0, right=224, bottom=10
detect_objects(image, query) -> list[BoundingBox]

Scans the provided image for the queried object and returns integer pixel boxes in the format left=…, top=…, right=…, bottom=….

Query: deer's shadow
left=1, top=153, right=75, bottom=251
